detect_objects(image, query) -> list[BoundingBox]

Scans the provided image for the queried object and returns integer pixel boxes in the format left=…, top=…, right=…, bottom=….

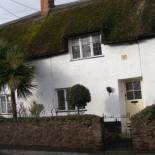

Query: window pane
left=0, top=96, right=6, bottom=113
left=127, top=92, right=134, bottom=100
left=134, top=91, right=142, bottom=99
left=71, top=39, right=80, bottom=59
left=6, top=95, right=12, bottom=113
left=81, top=37, right=91, bottom=58
left=66, top=89, right=75, bottom=110
left=126, top=82, right=133, bottom=91
left=57, top=90, right=66, bottom=110
left=7, top=103, right=12, bottom=113
left=79, top=105, right=85, bottom=109
left=92, top=35, right=102, bottom=56
left=133, top=82, right=141, bottom=90
left=68, top=102, right=75, bottom=110
left=7, top=95, right=11, bottom=102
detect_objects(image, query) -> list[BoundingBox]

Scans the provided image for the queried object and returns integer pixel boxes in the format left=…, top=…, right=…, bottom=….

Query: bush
left=67, top=84, right=91, bottom=114
left=132, top=104, right=155, bottom=121
left=29, top=101, right=44, bottom=118
left=18, top=103, right=28, bottom=118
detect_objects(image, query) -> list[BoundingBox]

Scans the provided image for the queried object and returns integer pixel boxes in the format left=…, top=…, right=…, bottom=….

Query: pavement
left=0, top=150, right=155, bottom=155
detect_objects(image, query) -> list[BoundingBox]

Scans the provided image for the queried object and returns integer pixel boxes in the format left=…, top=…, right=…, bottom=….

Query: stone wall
left=0, top=115, right=104, bottom=151
left=0, top=149, right=97, bottom=155
left=131, top=105, right=155, bottom=151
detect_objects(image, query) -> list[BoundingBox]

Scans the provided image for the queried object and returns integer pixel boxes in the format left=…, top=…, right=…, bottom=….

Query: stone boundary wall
left=0, top=115, right=104, bottom=151
left=0, top=149, right=99, bottom=155
left=131, top=105, right=155, bottom=151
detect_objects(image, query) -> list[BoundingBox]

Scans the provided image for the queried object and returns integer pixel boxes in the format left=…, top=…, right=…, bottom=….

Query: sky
left=0, top=0, right=77, bottom=24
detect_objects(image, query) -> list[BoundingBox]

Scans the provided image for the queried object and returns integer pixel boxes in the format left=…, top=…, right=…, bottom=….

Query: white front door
left=125, top=80, right=144, bottom=118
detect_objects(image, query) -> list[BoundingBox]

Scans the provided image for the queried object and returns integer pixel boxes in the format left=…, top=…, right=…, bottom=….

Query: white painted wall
left=16, top=38, right=155, bottom=122
left=17, top=42, right=137, bottom=117
left=0, top=32, right=154, bottom=127
left=139, top=39, right=155, bottom=107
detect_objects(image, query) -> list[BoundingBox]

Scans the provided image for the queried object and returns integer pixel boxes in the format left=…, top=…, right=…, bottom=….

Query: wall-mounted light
left=106, top=87, right=113, bottom=96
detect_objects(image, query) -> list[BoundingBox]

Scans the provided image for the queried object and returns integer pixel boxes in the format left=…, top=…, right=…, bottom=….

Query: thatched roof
left=0, top=0, right=155, bottom=59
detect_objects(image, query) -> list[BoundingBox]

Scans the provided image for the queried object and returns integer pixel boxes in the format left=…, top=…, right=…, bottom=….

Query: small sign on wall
left=121, top=54, right=128, bottom=60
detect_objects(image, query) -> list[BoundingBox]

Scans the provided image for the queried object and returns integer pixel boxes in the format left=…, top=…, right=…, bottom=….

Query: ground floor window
left=0, top=94, right=12, bottom=114
left=57, top=88, right=85, bottom=111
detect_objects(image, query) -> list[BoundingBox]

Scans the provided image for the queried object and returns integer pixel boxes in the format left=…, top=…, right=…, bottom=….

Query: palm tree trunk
left=11, top=91, right=17, bottom=118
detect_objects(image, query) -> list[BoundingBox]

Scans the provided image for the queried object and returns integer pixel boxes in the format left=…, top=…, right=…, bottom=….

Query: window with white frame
left=57, top=89, right=85, bottom=111
left=126, top=81, right=142, bottom=100
left=0, top=94, right=12, bottom=114
left=70, top=34, right=102, bottom=60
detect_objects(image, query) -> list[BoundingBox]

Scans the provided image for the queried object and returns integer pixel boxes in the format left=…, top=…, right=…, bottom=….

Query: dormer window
left=69, top=34, right=102, bottom=60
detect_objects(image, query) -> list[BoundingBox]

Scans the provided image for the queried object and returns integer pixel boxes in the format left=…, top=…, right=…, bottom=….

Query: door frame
left=118, top=77, right=144, bottom=134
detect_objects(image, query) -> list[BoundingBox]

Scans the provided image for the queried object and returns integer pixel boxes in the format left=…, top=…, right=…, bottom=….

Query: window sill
left=57, top=109, right=87, bottom=113
left=70, top=55, right=104, bottom=61
left=0, top=113, right=12, bottom=115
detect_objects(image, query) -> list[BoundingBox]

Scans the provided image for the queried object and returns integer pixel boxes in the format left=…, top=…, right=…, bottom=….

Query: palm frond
left=16, top=64, right=36, bottom=99
left=0, top=61, right=10, bottom=88
left=0, top=45, right=36, bottom=98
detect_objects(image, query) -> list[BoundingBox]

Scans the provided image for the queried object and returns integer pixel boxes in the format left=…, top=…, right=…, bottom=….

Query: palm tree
left=0, top=46, right=35, bottom=118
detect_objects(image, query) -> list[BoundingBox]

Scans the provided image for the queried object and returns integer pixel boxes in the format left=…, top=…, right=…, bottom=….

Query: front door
left=125, top=80, right=144, bottom=118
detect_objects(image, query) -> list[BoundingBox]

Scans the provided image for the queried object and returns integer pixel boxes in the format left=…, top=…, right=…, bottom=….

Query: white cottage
left=0, top=0, right=155, bottom=132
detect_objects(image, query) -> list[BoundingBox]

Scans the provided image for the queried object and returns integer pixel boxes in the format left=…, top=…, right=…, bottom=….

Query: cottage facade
left=0, top=0, right=155, bottom=132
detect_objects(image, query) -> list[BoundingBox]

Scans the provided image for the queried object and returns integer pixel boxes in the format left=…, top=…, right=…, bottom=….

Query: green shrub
left=18, top=103, right=28, bottom=118
left=29, top=101, right=44, bottom=118
left=133, top=104, right=155, bottom=121
left=66, top=84, right=91, bottom=114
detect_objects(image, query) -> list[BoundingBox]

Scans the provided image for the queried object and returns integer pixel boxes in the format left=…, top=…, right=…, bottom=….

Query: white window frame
left=126, top=81, right=142, bottom=101
left=0, top=94, right=12, bottom=115
left=69, top=34, right=103, bottom=60
left=56, top=88, right=86, bottom=112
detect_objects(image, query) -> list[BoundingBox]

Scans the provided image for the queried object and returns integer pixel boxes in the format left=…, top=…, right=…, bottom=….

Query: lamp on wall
left=106, top=87, right=113, bottom=96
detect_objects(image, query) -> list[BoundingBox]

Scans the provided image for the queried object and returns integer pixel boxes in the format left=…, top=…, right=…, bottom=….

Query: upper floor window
left=70, top=34, right=102, bottom=60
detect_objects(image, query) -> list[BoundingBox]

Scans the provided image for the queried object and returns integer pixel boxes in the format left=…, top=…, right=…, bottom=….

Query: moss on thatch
left=0, top=0, right=155, bottom=59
